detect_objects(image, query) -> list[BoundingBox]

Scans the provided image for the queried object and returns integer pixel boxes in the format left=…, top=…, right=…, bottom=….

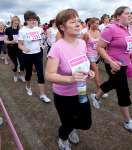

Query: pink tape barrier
left=0, top=98, right=24, bottom=150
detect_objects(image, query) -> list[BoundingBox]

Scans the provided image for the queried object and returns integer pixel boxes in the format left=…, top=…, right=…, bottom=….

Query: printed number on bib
left=68, top=54, right=90, bottom=73
left=26, top=31, right=42, bottom=41
left=92, top=42, right=97, bottom=50
left=125, top=36, right=132, bottom=53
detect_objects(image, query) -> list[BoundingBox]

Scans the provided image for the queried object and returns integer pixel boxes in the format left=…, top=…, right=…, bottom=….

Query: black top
left=5, top=27, right=19, bottom=49
left=0, top=32, right=5, bottom=45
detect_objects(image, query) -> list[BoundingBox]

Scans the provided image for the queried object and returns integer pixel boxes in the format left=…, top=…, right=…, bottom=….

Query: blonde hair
left=11, top=16, right=20, bottom=28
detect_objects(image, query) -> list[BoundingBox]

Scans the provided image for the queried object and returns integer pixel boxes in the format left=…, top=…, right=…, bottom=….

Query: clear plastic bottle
left=0, top=117, right=3, bottom=126
left=77, top=81, right=88, bottom=103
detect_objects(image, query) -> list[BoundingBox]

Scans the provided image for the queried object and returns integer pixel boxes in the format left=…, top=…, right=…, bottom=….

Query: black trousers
left=100, top=64, right=131, bottom=106
left=0, top=44, right=7, bottom=54
left=54, top=93, right=92, bottom=140
left=8, top=48, right=24, bottom=72
left=23, top=51, right=44, bottom=84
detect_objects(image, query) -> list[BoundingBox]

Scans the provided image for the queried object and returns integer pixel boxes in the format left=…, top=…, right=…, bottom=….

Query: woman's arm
left=45, top=57, right=87, bottom=84
left=82, top=33, right=89, bottom=42
left=18, top=40, right=30, bottom=53
left=45, top=57, right=74, bottom=84
left=96, top=39, right=121, bottom=72
left=4, top=35, right=16, bottom=44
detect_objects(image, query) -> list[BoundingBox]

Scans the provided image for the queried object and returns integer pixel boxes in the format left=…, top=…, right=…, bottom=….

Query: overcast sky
left=0, top=0, right=131, bottom=24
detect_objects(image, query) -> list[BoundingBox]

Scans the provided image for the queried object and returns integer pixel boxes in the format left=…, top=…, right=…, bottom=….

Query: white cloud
left=0, top=0, right=131, bottom=24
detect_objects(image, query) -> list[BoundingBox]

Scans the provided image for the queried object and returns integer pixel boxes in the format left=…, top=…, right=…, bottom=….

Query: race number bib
left=13, top=35, right=19, bottom=42
left=26, top=31, right=42, bottom=41
left=92, top=41, right=97, bottom=50
left=68, top=54, right=90, bottom=73
left=89, top=40, right=97, bottom=50
left=0, top=36, right=4, bottom=41
left=125, top=36, right=132, bottom=53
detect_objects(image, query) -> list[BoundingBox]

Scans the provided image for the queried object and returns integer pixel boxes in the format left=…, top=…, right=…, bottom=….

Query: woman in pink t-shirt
left=45, top=9, right=94, bottom=150
left=129, top=12, right=132, bottom=34
left=90, top=6, right=132, bottom=132
left=83, top=18, right=109, bottom=98
left=83, top=18, right=109, bottom=96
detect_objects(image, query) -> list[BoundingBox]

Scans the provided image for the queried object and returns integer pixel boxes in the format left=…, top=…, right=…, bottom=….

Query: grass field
left=0, top=59, right=132, bottom=150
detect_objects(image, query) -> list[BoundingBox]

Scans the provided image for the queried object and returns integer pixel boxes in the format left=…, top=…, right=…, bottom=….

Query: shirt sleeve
left=18, top=29, right=24, bottom=41
left=47, top=43, right=60, bottom=62
left=80, top=39, right=87, bottom=54
left=98, top=24, right=102, bottom=32
left=100, top=25, right=113, bottom=43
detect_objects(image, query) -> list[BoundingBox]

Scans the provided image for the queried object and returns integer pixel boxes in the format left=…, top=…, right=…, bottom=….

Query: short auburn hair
left=56, top=8, right=79, bottom=36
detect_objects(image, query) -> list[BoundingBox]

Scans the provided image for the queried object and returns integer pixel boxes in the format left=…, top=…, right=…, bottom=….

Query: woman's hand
left=110, top=60, right=121, bottom=74
left=72, top=72, right=88, bottom=82
left=88, top=70, right=95, bottom=79
left=11, top=40, right=17, bottom=44
left=23, top=48, right=30, bottom=53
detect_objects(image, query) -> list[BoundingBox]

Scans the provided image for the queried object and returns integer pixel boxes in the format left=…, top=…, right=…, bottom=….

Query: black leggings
left=0, top=44, right=7, bottom=54
left=8, top=48, right=24, bottom=72
left=54, top=93, right=92, bottom=140
left=23, top=51, right=44, bottom=84
left=100, top=64, right=131, bottom=107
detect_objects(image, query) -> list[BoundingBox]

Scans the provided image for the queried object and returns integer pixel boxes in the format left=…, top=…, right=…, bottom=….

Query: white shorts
left=88, top=56, right=98, bottom=63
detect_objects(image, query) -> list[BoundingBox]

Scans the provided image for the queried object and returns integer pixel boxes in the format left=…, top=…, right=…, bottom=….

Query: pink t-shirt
left=101, top=22, right=131, bottom=66
left=48, top=38, right=89, bottom=96
left=87, top=33, right=98, bottom=57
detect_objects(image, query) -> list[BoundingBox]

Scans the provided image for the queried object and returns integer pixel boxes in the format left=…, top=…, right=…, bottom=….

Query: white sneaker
left=124, top=120, right=132, bottom=131
left=69, top=129, right=79, bottom=144
left=25, top=86, right=32, bottom=96
left=13, top=76, right=18, bottom=82
left=0, top=117, right=3, bottom=126
left=58, top=138, right=71, bottom=150
left=102, top=93, right=109, bottom=98
left=40, top=95, right=51, bottom=103
left=19, top=76, right=25, bottom=82
left=18, top=68, right=20, bottom=73
left=90, top=93, right=100, bottom=109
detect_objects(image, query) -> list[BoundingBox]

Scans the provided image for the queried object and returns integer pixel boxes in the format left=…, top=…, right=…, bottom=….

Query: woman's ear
left=60, top=25, right=64, bottom=32
left=116, top=16, right=120, bottom=21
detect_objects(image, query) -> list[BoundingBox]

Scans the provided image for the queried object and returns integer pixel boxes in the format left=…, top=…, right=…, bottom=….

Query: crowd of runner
left=0, top=6, right=132, bottom=150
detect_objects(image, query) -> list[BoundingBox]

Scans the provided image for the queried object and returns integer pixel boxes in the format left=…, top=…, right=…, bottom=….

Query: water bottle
left=77, top=81, right=88, bottom=103
left=0, top=117, right=3, bottom=126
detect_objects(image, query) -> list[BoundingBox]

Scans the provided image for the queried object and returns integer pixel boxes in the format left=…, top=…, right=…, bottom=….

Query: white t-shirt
left=99, top=23, right=109, bottom=32
left=18, top=26, right=43, bottom=54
